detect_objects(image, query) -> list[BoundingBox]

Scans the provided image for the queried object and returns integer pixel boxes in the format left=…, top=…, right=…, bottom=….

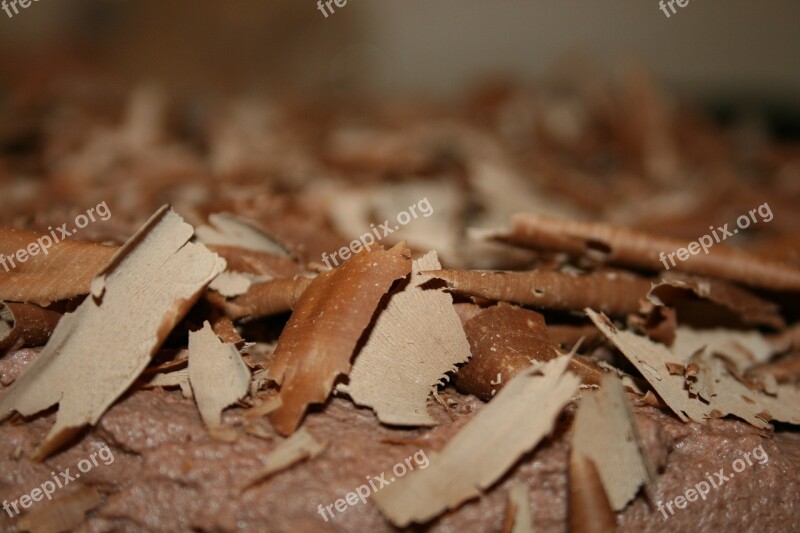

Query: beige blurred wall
left=355, top=0, right=800, bottom=101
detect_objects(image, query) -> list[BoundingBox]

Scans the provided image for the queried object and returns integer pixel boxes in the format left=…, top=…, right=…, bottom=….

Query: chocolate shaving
left=648, top=277, right=785, bottom=329
left=504, top=484, right=534, bottom=533
left=455, top=303, right=557, bottom=400
left=146, top=368, right=192, bottom=398
left=568, top=452, right=617, bottom=533
left=0, top=207, right=225, bottom=459
left=207, top=245, right=301, bottom=278
left=456, top=303, right=603, bottom=399
left=345, top=252, right=471, bottom=426
left=572, top=374, right=654, bottom=511
left=188, top=321, right=250, bottom=430
left=672, top=326, right=775, bottom=371
left=588, top=310, right=800, bottom=429
left=267, top=243, right=411, bottom=435
left=0, top=302, right=62, bottom=352
left=748, top=354, right=800, bottom=385
left=242, top=428, right=326, bottom=490
left=486, top=214, right=800, bottom=291
left=196, top=212, right=289, bottom=256
left=208, top=271, right=255, bottom=298
left=547, top=324, right=605, bottom=350
left=0, top=228, right=117, bottom=305
left=373, top=356, right=580, bottom=527
left=210, top=313, right=244, bottom=345
left=242, top=396, right=282, bottom=420
left=428, top=269, right=651, bottom=316
left=207, top=276, right=313, bottom=320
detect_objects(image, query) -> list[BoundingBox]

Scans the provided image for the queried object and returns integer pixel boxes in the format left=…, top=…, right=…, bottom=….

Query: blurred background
left=1, top=0, right=799, bottom=268
left=1, top=0, right=799, bottom=114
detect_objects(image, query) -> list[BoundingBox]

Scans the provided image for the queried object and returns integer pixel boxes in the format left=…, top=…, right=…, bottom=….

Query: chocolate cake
left=1, top=70, right=800, bottom=533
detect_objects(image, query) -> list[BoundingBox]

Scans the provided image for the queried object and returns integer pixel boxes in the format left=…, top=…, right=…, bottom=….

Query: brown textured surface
left=1, top=350, right=798, bottom=532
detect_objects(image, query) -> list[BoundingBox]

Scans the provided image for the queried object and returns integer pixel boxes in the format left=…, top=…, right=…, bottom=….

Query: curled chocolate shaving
left=267, top=243, right=412, bottom=435
left=648, top=277, right=784, bottom=329
left=0, top=302, right=62, bottom=352
left=0, top=228, right=117, bottom=305
left=568, top=452, right=617, bottom=533
left=429, top=269, right=651, bottom=316
left=456, top=303, right=604, bottom=401
left=207, top=245, right=302, bottom=278
left=207, top=276, right=313, bottom=320
left=488, top=214, right=800, bottom=291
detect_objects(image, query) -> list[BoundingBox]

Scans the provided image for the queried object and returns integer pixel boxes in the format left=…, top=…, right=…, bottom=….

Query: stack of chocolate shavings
left=1, top=69, right=800, bottom=532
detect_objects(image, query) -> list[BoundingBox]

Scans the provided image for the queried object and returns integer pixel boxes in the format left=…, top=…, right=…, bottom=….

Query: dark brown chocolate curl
left=648, top=277, right=784, bottom=330
left=429, top=269, right=651, bottom=316
left=0, top=302, right=63, bottom=351
left=568, top=452, right=617, bottom=533
left=0, top=228, right=117, bottom=305
left=207, top=277, right=313, bottom=320
left=456, top=303, right=555, bottom=400
left=206, top=245, right=302, bottom=278
left=209, top=313, right=244, bottom=345
left=493, top=214, right=800, bottom=291
left=456, top=303, right=603, bottom=400
left=267, top=243, right=412, bottom=435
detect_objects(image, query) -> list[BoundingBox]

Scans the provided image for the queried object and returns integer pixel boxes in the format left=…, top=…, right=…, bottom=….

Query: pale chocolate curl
left=572, top=374, right=654, bottom=511
left=345, top=251, right=471, bottom=426
left=428, top=269, right=651, bottom=316
left=207, top=276, right=313, bottom=320
left=503, top=484, right=534, bottom=533
left=374, top=356, right=580, bottom=527
left=0, top=228, right=117, bottom=305
left=0, top=302, right=62, bottom=351
left=0, top=207, right=226, bottom=460
left=568, top=452, right=617, bottom=533
left=188, top=321, right=250, bottom=431
left=241, top=428, right=326, bottom=490
left=588, top=309, right=800, bottom=429
left=486, top=214, right=800, bottom=291
left=267, top=243, right=412, bottom=435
